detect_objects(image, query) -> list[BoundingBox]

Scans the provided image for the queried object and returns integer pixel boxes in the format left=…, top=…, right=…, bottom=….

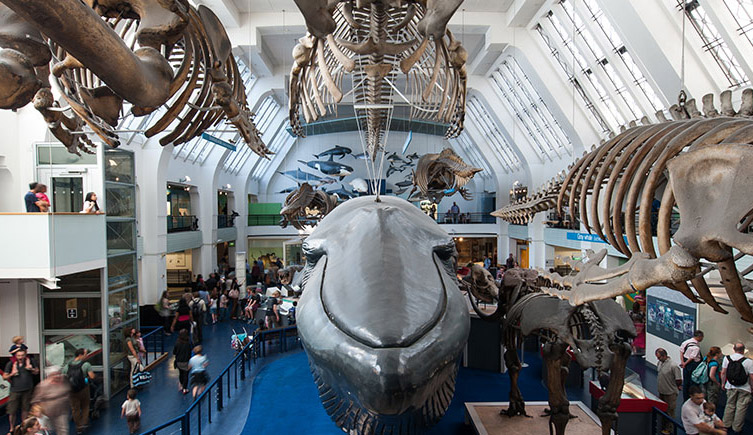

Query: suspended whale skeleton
left=0, top=0, right=270, bottom=157
left=493, top=88, right=753, bottom=326
left=290, top=0, right=467, bottom=164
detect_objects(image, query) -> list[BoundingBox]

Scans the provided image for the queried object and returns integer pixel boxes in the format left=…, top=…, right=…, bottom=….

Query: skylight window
left=489, top=58, right=573, bottom=162
left=679, top=0, right=749, bottom=87
left=466, top=96, right=521, bottom=173
left=724, top=0, right=753, bottom=48
left=451, top=133, right=493, bottom=179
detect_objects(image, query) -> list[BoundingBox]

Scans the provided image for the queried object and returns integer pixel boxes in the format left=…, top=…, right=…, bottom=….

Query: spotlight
left=179, top=176, right=191, bottom=183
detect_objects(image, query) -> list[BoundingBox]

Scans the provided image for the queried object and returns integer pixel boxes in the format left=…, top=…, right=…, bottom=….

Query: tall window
left=722, top=0, right=753, bottom=48
left=536, top=0, right=669, bottom=136
left=679, top=0, right=749, bottom=87
left=465, top=96, right=521, bottom=173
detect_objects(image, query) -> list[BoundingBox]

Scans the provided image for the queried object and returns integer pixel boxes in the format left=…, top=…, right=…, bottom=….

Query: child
left=121, top=388, right=141, bottom=434
left=8, top=336, right=28, bottom=363
left=135, top=330, right=147, bottom=362
left=699, top=402, right=724, bottom=435
left=13, top=416, right=43, bottom=435
left=219, top=290, right=229, bottom=322
left=188, top=345, right=209, bottom=399
left=35, top=184, right=50, bottom=212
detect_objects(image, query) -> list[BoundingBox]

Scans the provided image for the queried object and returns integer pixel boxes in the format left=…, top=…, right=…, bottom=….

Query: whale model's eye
left=433, top=241, right=458, bottom=278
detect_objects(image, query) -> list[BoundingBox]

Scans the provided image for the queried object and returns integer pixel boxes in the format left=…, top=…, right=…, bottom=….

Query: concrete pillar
left=528, top=213, right=546, bottom=269
left=497, top=220, right=509, bottom=268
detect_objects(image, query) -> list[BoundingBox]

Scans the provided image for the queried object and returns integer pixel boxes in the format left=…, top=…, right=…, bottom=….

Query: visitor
left=483, top=255, right=491, bottom=270
left=188, top=346, right=209, bottom=399
left=189, top=291, right=206, bottom=344
left=229, top=282, right=240, bottom=319
left=31, top=366, right=69, bottom=435
left=703, top=346, right=723, bottom=407
left=205, top=273, right=218, bottom=294
left=209, top=289, right=218, bottom=324
left=3, top=349, right=39, bottom=430
left=264, top=289, right=282, bottom=329
left=219, top=289, right=229, bottom=322
left=81, top=192, right=102, bottom=214
left=680, top=330, right=705, bottom=401
left=63, top=348, right=95, bottom=435
left=505, top=253, right=515, bottom=270
left=699, top=402, right=725, bottom=435
left=171, top=297, right=193, bottom=334
left=121, top=388, right=141, bottom=434
left=629, top=302, right=645, bottom=355
left=681, top=385, right=725, bottom=435
left=197, top=283, right=210, bottom=324
left=173, top=329, right=192, bottom=395
left=12, top=416, right=43, bottom=435
left=34, top=184, right=50, bottom=212
left=125, top=328, right=142, bottom=388
left=158, top=291, right=172, bottom=335
left=245, top=286, right=261, bottom=322
left=24, top=182, right=43, bottom=213
left=721, top=342, right=753, bottom=433
left=656, top=348, right=682, bottom=429
left=450, top=202, right=460, bottom=223
left=8, top=336, right=28, bottom=364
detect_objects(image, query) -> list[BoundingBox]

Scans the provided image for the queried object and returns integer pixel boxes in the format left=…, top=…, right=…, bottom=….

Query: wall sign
left=646, top=295, right=696, bottom=345
left=66, top=308, right=77, bottom=319
left=566, top=232, right=608, bottom=243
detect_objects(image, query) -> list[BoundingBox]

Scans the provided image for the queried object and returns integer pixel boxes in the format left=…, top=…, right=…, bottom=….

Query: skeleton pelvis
left=669, top=143, right=753, bottom=261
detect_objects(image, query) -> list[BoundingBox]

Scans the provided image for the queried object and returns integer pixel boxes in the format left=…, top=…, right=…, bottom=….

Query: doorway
left=51, top=176, right=84, bottom=212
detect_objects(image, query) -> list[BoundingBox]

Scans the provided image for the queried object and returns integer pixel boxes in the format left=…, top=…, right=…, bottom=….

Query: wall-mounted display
left=646, top=295, right=696, bottom=346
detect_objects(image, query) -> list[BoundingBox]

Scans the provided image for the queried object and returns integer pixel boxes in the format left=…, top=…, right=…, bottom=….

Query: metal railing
left=167, top=215, right=198, bottom=233
left=141, top=326, right=166, bottom=367
left=435, top=212, right=496, bottom=224
left=217, top=214, right=235, bottom=228
left=650, top=406, right=686, bottom=435
left=248, top=214, right=280, bottom=226
left=140, top=325, right=301, bottom=435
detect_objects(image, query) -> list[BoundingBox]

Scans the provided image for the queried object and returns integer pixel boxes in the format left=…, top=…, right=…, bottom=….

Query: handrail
left=650, top=406, right=686, bottom=435
left=167, top=215, right=198, bottom=233
left=140, top=325, right=300, bottom=435
left=435, top=212, right=496, bottom=224
left=141, top=326, right=166, bottom=367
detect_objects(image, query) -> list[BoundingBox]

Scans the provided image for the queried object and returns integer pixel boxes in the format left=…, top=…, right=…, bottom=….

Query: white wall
left=0, top=280, right=40, bottom=356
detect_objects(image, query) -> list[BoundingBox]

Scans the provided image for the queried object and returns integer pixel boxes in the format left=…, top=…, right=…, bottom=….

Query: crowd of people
left=23, top=182, right=102, bottom=214
left=655, top=330, right=753, bottom=435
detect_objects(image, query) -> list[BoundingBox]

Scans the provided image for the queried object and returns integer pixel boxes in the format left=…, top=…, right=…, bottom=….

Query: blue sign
left=201, top=133, right=236, bottom=151
left=566, top=232, right=609, bottom=244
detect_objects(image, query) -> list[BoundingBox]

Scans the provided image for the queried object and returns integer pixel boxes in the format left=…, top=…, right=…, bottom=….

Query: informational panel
left=646, top=295, right=696, bottom=346
left=235, top=251, right=247, bottom=298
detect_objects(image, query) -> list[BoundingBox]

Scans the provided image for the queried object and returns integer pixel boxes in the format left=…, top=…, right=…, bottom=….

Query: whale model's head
left=297, top=195, right=470, bottom=433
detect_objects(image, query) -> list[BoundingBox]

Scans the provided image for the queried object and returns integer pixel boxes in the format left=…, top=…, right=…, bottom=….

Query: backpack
left=727, top=356, right=749, bottom=387
left=67, top=362, right=87, bottom=392
left=691, top=359, right=709, bottom=384
left=191, top=299, right=204, bottom=319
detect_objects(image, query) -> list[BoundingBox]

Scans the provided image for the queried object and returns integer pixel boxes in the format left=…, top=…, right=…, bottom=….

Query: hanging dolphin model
left=299, top=159, right=353, bottom=180
left=297, top=195, right=470, bottom=434
left=314, top=145, right=352, bottom=161
left=277, top=169, right=323, bottom=183
left=277, top=186, right=298, bottom=194
left=353, top=152, right=369, bottom=160
left=395, top=179, right=414, bottom=188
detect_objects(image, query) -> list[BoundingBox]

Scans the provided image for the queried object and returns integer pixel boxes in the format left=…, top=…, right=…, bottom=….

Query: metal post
left=240, top=351, right=246, bottom=380
left=217, top=378, right=223, bottom=411
left=183, top=413, right=191, bottom=435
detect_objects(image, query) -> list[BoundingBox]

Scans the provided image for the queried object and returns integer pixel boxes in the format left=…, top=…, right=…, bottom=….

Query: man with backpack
left=189, top=291, right=207, bottom=344
left=721, top=342, right=753, bottom=434
left=2, top=348, right=39, bottom=430
left=63, top=348, right=95, bottom=435
left=680, top=330, right=704, bottom=401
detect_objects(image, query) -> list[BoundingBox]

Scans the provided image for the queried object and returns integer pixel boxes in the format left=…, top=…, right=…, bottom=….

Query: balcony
left=434, top=212, right=496, bottom=224
left=0, top=213, right=107, bottom=280
left=218, top=214, right=236, bottom=229
left=167, top=215, right=197, bottom=233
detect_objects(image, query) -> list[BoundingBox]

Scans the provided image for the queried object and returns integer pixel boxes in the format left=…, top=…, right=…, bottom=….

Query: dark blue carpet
left=243, top=351, right=551, bottom=434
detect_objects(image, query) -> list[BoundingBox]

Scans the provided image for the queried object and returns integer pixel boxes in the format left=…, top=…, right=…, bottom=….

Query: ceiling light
left=179, top=176, right=191, bottom=183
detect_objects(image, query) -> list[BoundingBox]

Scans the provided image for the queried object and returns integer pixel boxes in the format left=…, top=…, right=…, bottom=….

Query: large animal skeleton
left=297, top=195, right=470, bottom=434
left=409, top=147, right=482, bottom=202
left=493, top=88, right=753, bottom=324
left=464, top=266, right=635, bottom=435
left=280, top=183, right=339, bottom=230
left=0, top=0, right=270, bottom=157
left=290, top=0, right=467, bottom=160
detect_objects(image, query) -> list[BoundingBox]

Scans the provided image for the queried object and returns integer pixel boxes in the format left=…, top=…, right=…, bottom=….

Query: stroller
left=231, top=328, right=252, bottom=353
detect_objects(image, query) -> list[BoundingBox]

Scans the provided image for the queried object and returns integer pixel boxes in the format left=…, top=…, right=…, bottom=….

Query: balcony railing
left=167, top=215, right=198, bottom=233
left=435, top=212, right=496, bottom=224
left=248, top=214, right=280, bottom=226
left=217, top=214, right=235, bottom=228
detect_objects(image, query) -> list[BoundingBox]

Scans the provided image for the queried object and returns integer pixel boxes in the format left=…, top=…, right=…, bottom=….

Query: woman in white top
left=81, top=192, right=103, bottom=214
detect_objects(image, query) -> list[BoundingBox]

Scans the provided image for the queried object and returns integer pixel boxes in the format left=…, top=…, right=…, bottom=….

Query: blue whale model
left=297, top=196, right=470, bottom=434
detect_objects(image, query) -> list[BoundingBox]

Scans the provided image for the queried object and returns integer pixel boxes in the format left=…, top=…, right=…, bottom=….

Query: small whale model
left=349, top=178, right=368, bottom=193
left=314, top=146, right=352, bottom=161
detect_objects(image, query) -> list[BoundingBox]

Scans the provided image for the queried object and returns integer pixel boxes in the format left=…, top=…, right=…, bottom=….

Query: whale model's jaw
left=297, top=196, right=470, bottom=434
